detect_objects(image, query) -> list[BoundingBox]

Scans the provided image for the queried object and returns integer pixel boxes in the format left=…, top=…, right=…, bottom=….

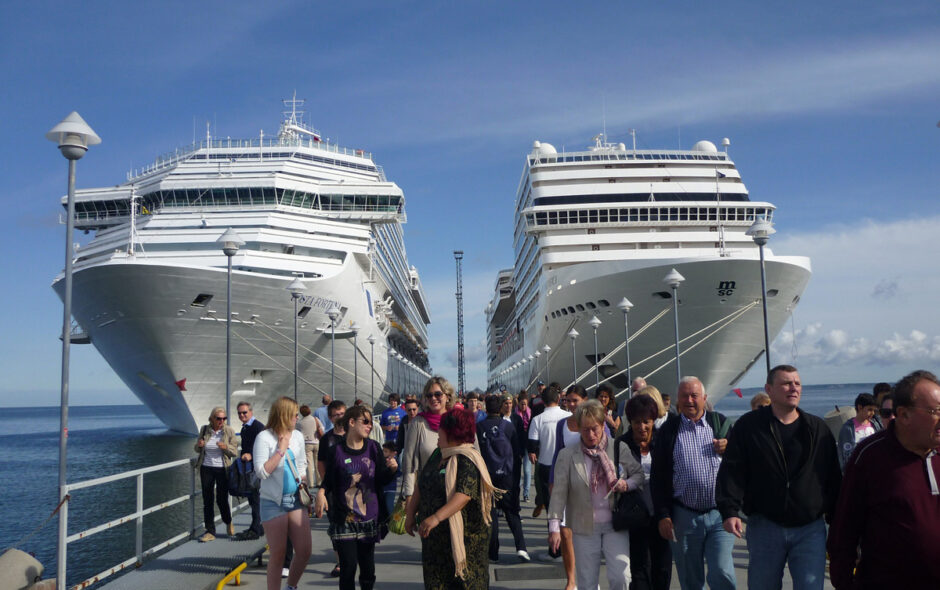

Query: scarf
left=515, top=406, right=531, bottom=430
left=419, top=411, right=442, bottom=432
left=440, top=444, right=503, bottom=579
left=581, top=433, right=618, bottom=494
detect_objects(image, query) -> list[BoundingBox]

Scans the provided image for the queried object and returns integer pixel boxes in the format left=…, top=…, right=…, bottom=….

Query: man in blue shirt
left=650, top=376, right=734, bottom=590
left=314, top=394, right=333, bottom=433
left=380, top=393, right=406, bottom=444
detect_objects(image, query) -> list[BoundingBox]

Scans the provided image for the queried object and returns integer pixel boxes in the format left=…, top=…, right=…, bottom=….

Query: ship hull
left=54, top=258, right=422, bottom=434
left=490, top=253, right=811, bottom=403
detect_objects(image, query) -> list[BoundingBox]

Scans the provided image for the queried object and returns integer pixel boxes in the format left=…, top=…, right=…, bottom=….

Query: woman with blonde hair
left=548, top=400, right=644, bottom=590
left=636, top=385, right=668, bottom=428
left=194, top=406, right=238, bottom=542
left=254, top=397, right=311, bottom=590
left=401, top=376, right=455, bottom=501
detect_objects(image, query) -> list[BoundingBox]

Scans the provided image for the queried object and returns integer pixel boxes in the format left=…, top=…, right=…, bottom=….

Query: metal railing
left=60, top=458, right=246, bottom=590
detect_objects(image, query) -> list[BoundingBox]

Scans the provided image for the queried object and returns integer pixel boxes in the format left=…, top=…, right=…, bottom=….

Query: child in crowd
left=838, top=393, right=881, bottom=470
left=381, top=441, right=401, bottom=516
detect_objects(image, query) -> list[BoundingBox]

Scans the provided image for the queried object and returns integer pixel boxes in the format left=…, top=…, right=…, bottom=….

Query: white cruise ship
left=486, top=135, right=811, bottom=403
left=52, top=99, right=432, bottom=434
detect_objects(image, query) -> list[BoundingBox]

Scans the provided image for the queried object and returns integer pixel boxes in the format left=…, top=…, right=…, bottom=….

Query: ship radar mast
left=278, top=91, right=322, bottom=142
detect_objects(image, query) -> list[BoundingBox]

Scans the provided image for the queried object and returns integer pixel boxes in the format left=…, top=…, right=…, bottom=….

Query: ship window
left=191, top=294, right=213, bottom=307
left=561, top=308, right=568, bottom=316
left=652, top=291, right=672, bottom=299
left=586, top=302, right=596, bottom=309
left=298, top=306, right=311, bottom=319
left=597, top=299, right=610, bottom=307
left=767, top=289, right=779, bottom=297
left=579, top=210, right=588, bottom=223
left=567, top=306, right=576, bottom=313
left=599, top=210, right=609, bottom=223
left=588, top=210, right=598, bottom=223
left=576, top=304, right=585, bottom=312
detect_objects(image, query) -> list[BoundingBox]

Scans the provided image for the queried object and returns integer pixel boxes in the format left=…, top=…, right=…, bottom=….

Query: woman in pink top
left=838, top=393, right=882, bottom=470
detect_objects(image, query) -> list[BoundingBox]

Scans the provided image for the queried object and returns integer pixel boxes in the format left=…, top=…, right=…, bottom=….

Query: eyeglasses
left=237, top=411, right=249, bottom=416
left=911, top=405, right=940, bottom=418
left=359, top=418, right=372, bottom=425
left=426, top=391, right=444, bottom=399
left=879, top=408, right=894, bottom=418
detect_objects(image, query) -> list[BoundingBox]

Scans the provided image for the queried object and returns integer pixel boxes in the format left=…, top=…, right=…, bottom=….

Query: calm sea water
left=0, top=384, right=873, bottom=586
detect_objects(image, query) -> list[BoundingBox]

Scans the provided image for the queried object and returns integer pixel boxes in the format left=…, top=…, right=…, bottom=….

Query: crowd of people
left=193, top=367, right=940, bottom=590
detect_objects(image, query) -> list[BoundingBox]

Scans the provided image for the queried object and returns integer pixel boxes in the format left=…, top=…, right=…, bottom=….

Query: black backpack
left=478, top=419, right=514, bottom=478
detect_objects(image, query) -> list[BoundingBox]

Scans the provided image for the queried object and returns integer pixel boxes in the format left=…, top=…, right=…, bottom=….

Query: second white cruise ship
left=53, top=99, right=432, bottom=434
left=487, top=135, right=811, bottom=403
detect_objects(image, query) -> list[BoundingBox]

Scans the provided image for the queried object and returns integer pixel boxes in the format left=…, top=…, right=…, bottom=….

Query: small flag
left=176, top=378, right=187, bottom=391
left=716, top=170, right=727, bottom=178
left=733, top=388, right=743, bottom=398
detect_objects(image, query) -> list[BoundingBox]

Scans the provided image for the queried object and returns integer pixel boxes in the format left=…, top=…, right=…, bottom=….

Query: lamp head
left=617, top=297, right=633, bottom=313
left=286, top=277, right=305, bottom=298
left=542, top=344, right=551, bottom=353
left=47, top=112, right=101, bottom=161
left=326, top=306, right=341, bottom=322
left=588, top=315, right=602, bottom=329
left=367, top=334, right=376, bottom=345
left=567, top=328, right=579, bottom=340
left=663, top=268, right=685, bottom=289
left=746, top=218, right=776, bottom=246
left=216, top=228, right=245, bottom=257
left=350, top=322, right=361, bottom=334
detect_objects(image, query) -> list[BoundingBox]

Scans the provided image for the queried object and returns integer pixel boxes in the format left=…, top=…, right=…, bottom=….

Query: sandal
left=329, top=564, right=341, bottom=577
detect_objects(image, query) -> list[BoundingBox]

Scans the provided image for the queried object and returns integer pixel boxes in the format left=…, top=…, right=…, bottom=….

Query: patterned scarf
left=580, top=433, right=618, bottom=494
left=440, top=444, right=503, bottom=579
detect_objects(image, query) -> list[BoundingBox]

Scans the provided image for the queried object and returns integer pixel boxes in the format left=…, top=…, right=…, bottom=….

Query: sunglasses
left=426, top=391, right=444, bottom=399
left=213, top=416, right=226, bottom=421
left=237, top=411, right=249, bottom=415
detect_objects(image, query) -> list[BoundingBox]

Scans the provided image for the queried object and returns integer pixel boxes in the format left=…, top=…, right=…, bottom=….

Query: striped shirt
left=672, top=414, right=721, bottom=511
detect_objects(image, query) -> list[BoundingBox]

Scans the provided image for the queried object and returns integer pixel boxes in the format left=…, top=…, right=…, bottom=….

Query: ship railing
left=59, top=457, right=248, bottom=590
left=127, top=137, right=374, bottom=181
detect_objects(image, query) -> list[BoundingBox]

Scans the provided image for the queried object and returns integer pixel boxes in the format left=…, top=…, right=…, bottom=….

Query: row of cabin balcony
left=530, top=167, right=741, bottom=185
left=524, top=206, right=773, bottom=232
left=538, top=229, right=760, bottom=248
left=540, top=242, right=760, bottom=264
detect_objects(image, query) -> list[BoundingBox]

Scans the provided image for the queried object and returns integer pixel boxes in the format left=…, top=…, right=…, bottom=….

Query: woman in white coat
left=548, top=400, right=644, bottom=590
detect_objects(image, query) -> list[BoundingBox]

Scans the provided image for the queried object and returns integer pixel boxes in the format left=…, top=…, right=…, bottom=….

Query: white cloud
left=747, top=215, right=940, bottom=384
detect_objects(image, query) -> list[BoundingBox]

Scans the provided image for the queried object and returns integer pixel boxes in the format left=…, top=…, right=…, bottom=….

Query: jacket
left=837, top=417, right=882, bottom=471
left=547, top=435, right=644, bottom=534
left=649, top=410, right=730, bottom=521
left=239, top=418, right=265, bottom=458
left=716, top=405, right=841, bottom=527
left=194, top=424, right=238, bottom=468
left=400, top=415, right=439, bottom=496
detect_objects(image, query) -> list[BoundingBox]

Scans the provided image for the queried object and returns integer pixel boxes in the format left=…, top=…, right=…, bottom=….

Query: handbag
left=611, top=439, right=650, bottom=531
left=227, top=457, right=260, bottom=497
left=284, top=449, right=313, bottom=507
left=388, top=496, right=407, bottom=535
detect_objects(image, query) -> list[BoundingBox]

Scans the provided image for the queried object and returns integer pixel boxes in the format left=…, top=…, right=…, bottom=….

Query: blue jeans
left=521, top=457, right=532, bottom=499
left=745, top=514, right=826, bottom=590
left=670, top=504, right=736, bottom=590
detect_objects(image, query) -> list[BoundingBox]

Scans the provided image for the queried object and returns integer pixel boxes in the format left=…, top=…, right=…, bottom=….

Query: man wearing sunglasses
left=829, top=370, right=940, bottom=589
left=234, top=402, right=266, bottom=540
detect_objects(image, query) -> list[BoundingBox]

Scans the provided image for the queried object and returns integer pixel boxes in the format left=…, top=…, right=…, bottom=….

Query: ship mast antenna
left=454, top=251, right=466, bottom=395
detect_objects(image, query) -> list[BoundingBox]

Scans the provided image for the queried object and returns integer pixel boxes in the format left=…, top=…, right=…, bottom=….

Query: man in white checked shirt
left=650, top=376, right=735, bottom=590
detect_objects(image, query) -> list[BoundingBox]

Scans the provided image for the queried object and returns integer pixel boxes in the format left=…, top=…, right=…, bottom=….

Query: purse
left=388, top=496, right=407, bottom=535
left=284, top=449, right=313, bottom=507
left=611, top=440, right=650, bottom=531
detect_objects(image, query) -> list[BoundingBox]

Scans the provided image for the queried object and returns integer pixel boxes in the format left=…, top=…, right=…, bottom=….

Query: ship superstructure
left=487, top=135, right=810, bottom=401
left=53, top=98, right=431, bottom=433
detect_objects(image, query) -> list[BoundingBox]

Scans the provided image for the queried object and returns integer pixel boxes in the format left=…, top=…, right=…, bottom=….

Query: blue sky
left=1, top=1, right=938, bottom=406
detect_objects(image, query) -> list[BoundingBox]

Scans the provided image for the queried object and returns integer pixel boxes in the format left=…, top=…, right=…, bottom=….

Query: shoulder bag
left=611, top=440, right=650, bottom=531
left=285, top=449, right=313, bottom=507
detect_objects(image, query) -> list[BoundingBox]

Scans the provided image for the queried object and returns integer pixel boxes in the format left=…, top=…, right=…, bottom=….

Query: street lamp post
left=617, top=298, right=634, bottom=396
left=746, top=218, right=776, bottom=377
left=286, top=278, right=305, bottom=400
left=542, top=344, right=551, bottom=384
left=47, top=111, right=100, bottom=590
left=533, top=350, right=541, bottom=387
left=367, top=334, right=376, bottom=406
left=567, top=328, right=579, bottom=384
left=326, top=307, right=341, bottom=399
left=589, top=316, right=602, bottom=392
left=217, top=228, right=245, bottom=425
left=663, top=269, right=686, bottom=388
left=350, top=322, right=360, bottom=401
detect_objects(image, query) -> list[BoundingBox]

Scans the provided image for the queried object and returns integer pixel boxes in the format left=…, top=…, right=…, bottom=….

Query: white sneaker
left=516, top=550, right=531, bottom=562
left=282, top=567, right=290, bottom=578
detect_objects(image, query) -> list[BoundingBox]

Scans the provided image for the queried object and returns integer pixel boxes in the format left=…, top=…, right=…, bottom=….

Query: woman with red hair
left=405, top=408, right=498, bottom=590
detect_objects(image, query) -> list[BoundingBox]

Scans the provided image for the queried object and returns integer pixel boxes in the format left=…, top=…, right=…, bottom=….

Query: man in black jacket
left=649, top=376, right=734, bottom=590
left=716, top=364, right=841, bottom=590
left=234, top=401, right=265, bottom=540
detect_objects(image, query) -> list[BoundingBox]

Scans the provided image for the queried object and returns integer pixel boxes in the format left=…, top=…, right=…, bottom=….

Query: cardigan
left=194, top=424, right=238, bottom=468
left=400, top=415, right=439, bottom=497
left=252, top=429, right=307, bottom=504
